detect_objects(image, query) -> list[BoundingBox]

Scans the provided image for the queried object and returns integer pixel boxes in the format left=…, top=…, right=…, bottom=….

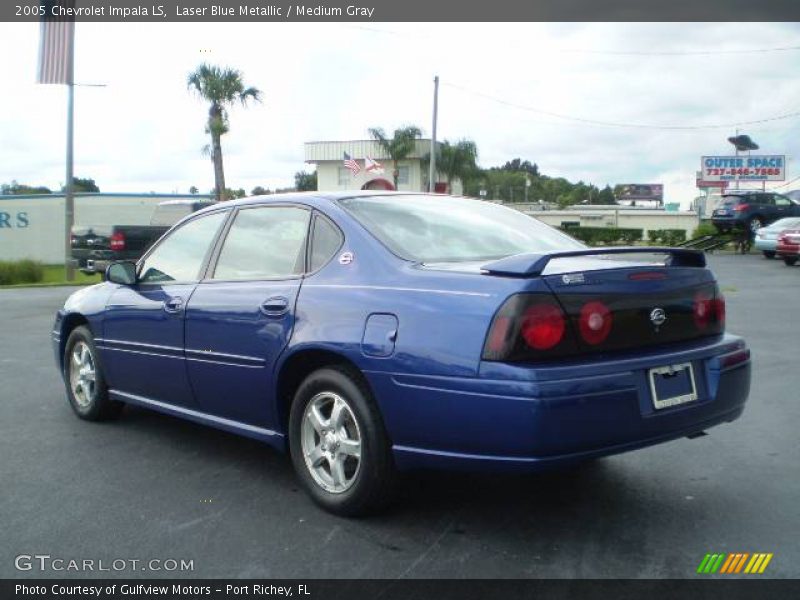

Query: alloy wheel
left=300, top=391, right=362, bottom=494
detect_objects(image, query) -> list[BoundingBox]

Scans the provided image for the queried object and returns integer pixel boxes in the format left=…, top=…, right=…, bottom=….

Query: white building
left=304, top=139, right=462, bottom=194
left=0, top=192, right=211, bottom=263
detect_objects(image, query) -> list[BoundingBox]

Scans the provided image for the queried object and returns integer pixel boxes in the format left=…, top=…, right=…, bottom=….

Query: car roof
left=157, top=199, right=215, bottom=206
left=194, top=190, right=433, bottom=212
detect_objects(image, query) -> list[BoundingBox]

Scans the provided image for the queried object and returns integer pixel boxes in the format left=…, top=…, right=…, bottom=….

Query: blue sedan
left=52, top=192, right=751, bottom=515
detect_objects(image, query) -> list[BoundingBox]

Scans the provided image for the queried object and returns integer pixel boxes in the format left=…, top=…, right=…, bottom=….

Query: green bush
left=561, top=226, right=644, bottom=246
left=692, top=221, right=718, bottom=239
left=0, top=259, right=45, bottom=285
left=648, top=229, right=687, bottom=246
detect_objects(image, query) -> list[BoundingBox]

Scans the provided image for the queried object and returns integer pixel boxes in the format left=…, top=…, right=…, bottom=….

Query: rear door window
left=309, top=215, right=344, bottom=272
left=212, top=206, right=310, bottom=280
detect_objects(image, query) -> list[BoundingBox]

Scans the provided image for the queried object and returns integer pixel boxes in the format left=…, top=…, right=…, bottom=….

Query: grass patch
left=0, top=263, right=100, bottom=288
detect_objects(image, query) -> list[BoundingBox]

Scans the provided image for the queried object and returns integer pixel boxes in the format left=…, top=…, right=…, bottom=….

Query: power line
left=349, top=25, right=800, bottom=56
left=768, top=175, right=800, bottom=190
left=442, top=81, right=800, bottom=131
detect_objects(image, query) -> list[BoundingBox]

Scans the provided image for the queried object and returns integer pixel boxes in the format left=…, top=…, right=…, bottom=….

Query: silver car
left=754, top=216, right=800, bottom=258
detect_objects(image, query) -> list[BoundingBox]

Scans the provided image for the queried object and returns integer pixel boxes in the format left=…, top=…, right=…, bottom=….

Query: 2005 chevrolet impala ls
left=52, top=192, right=751, bottom=515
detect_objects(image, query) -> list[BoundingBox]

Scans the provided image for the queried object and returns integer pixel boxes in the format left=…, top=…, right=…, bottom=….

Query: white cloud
left=0, top=21, right=798, bottom=205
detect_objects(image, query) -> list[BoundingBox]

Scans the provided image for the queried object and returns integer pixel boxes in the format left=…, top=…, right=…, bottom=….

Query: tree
left=61, top=177, right=99, bottom=193
left=435, top=140, right=478, bottom=193
left=367, top=125, right=422, bottom=190
left=251, top=186, right=271, bottom=196
left=187, top=64, right=262, bottom=202
left=294, top=170, right=317, bottom=192
left=597, top=185, right=617, bottom=205
left=1, top=180, right=52, bottom=195
left=501, top=158, right=539, bottom=177
left=189, top=186, right=199, bottom=194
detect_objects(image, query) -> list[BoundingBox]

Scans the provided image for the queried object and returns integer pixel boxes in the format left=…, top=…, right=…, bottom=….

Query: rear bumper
left=776, top=243, right=800, bottom=256
left=711, top=217, right=741, bottom=230
left=754, top=238, right=777, bottom=252
left=367, top=335, right=750, bottom=472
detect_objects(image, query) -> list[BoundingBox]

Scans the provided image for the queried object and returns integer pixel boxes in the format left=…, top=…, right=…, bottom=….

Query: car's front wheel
left=763, top=251, right=776, bottom=259
left=784, top=256, right=798, bottom=266
left=63, top=326, right=123, bottom=421
left=289, top=366, right=396, bottom=516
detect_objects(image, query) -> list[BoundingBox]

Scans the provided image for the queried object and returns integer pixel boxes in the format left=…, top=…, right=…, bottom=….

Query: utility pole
left=65, top=79, right=75, bottom=281
left=429, top=75, right=439, bottom=193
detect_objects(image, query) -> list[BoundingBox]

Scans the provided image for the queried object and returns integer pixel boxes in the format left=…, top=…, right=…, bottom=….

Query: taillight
left=693, top=292, right=712, bottom=330
left=578, top=301, right=613, bottom=345
left=110, top=231, right=126, bottom=251
left=694, top=290, right=724, bottom=332
left=733, top=203, right=750, bottom=212
left=482, top=294, right=577, bottom=361
left=713, top=294, right=726, bottom=330
left=520, top=304, right=565, bottom=350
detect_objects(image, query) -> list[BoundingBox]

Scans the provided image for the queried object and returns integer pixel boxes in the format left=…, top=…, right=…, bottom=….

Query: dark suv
left=711, top=191, right=800, bottom=233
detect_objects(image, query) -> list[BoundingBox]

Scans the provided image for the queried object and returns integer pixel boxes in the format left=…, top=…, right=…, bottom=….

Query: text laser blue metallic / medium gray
left=52, top=192, right=751, bottom=515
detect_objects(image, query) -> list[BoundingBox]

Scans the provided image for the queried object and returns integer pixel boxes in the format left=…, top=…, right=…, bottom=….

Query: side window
left=139, top=211, right=227, bottom=284
left=213, top=206, right=310, bottom=280
left=775, top=195, right=791, bottom=207
left=397, top=166, right=410, bottom=186
left=759, top=194, right=774, bottom=206
left=309, top=215, right=344, bottom=272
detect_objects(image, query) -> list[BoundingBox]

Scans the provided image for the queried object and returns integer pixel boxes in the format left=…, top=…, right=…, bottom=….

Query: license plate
left=648, top=363, right=698, bottom=409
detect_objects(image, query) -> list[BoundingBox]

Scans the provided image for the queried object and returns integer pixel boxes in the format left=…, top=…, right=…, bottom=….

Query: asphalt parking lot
left=1, top=253, right=798, bottom=579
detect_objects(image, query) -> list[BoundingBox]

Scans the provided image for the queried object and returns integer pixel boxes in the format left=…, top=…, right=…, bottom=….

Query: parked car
left=711, top=191, right=800, bottom=234
left=776, top=229, right=800, bottom=266
left=70, top=199, right=214, bottom=274
left=52, top=192, right=751, bottom=515
left=754, top=217, right=800, bottom=258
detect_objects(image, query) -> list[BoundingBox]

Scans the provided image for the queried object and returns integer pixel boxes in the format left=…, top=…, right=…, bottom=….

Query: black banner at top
left=5, top=0, right=800, bottom=22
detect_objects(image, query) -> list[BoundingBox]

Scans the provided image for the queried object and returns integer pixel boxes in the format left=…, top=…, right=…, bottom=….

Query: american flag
left=37, top=1, right=75, bottom=85
left=343, top=152, right=361, bottom=175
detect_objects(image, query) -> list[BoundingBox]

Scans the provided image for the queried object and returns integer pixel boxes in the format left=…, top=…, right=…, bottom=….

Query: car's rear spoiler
left=481, top=247, right=706, bottom=277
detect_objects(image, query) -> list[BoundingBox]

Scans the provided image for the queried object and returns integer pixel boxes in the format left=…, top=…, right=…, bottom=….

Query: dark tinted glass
left=310, top=216, right=343, bottom=271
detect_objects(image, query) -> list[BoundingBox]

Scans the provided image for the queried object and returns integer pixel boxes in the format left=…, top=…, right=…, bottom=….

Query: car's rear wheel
left=784, top=256, right=798, bottom=266
left=763, top=251, right=776, bottom=259
left=63, top=326, right=123, bottom=421
left=748, top=216, right=764, bottom=233
left=289, top=366, right=396, bottom=516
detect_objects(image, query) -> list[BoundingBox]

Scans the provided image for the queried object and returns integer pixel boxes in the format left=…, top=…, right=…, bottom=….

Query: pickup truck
left=70, top=199, right=214, bottom=274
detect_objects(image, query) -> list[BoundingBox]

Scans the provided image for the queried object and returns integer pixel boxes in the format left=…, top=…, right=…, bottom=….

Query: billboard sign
left=696, top=171, right=728, bottom=189
left=701, top=155, right=785, bottom=182
left=615, top=183, right=664, bottom=202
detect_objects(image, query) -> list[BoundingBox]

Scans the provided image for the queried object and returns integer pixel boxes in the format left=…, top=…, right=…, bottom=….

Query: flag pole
left=429, top=75, right=439, bottom=193
left=64, top=20, right=75, bottom=281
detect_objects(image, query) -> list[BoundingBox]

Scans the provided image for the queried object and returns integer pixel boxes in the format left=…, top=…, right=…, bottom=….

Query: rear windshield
left=150, top=203, right=210, bottom=227
left=720, top=195, right=748, bottom=206
left=339, top=195, right=584, bottom=263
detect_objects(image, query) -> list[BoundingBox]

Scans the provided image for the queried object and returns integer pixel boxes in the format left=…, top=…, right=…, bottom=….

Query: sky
left=1, top=21, right=799, bottom=206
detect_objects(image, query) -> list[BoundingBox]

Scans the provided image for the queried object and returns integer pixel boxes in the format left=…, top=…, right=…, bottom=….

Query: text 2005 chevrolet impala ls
left=53, top=192, right=751, bottom=515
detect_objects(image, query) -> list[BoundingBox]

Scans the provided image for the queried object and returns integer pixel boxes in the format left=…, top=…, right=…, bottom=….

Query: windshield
left=339, top=195, right=584, bottom=263
left=769, top=217, right=800, bottom=230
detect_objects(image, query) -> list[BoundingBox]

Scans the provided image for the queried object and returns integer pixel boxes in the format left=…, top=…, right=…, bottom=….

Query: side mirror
left=106, top=261, right=137, bottom=285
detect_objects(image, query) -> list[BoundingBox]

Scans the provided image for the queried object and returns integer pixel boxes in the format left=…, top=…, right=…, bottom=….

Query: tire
left=763, top=251, right=776, bottom=259
left=784, top=256, right=798, bottom=266
left=289, top=365, right=396, bottom=516
left=63, top=325, right=123, bottom=421
left=748, top=216, right=764, bottom=234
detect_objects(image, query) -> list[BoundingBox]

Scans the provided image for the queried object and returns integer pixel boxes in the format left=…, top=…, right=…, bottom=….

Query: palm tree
left=424, top=139, right=478, bottom=193
left=367, top=126, right=422, bottom=190
left=187, top=64, right=262, bottom=202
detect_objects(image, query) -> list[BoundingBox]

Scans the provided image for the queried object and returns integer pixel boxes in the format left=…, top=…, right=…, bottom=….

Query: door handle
left=260, top=296, right=290, bottom=317
left=163, top=296, right=184, bottom=314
